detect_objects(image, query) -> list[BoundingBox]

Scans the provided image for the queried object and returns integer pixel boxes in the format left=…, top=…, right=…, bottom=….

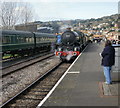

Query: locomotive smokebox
left=61, top=31, right=78, bottom=46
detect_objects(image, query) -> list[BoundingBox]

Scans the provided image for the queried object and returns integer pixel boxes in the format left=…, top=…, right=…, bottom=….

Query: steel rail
left=1, top=61, right=62, bottom=108
left=1, top=53, right=54, bottom=77
left=1, top=51, right=52, bottom=70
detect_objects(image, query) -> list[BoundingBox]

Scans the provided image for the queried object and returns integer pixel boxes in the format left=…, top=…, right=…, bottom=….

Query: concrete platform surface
left=39, top=43, right=119, bottom=107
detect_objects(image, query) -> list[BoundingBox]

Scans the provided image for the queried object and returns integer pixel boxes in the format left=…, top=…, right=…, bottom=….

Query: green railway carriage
left=1, top=30, right=35, bottom=56
left=34, top=32, right=56, bottom=52
left=0, top=30, right=56, bottom=58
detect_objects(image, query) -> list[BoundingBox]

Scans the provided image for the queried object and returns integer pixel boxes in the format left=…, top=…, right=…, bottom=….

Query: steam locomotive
left=55, top=29, right=90, bottom=61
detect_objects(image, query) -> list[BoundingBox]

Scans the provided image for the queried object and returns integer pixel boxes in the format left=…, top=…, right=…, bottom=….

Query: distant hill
left=45, top=14, right=119, bottom=30
left=32, top=14, right=119, bottom=33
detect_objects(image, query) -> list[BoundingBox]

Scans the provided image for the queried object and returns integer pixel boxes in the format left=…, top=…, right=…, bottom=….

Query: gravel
left=2, top=56, right=60, bottom=103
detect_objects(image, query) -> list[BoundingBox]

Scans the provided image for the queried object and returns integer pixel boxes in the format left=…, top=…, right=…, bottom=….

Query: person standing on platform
left=101, top=40, right=115, bottom=84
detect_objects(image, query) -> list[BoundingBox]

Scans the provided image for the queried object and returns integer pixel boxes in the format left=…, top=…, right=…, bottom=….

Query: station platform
left=38, top=43, right=119, bottom=107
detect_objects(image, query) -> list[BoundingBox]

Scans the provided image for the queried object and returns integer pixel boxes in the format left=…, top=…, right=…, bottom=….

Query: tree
left=20, top=3, right=33, bottom=25
left=1, top=2, right=20, bottom=29
left=1, top=1, right=33, bottom=30
left=0, top=2, right=2, bottom=28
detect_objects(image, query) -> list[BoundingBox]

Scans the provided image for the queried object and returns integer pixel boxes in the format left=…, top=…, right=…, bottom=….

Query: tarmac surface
left=39, top=42, right=119, bottom=107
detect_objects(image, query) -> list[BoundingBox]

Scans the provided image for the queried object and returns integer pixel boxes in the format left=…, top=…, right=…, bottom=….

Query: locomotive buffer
left=38, top=42, right=119, bottom=107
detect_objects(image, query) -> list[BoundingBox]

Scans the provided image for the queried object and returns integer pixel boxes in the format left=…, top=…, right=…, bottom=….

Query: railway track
left=2, top=50, right=51, bottom=63
left=1, top=55, right=61, bottom=106
left=2, top=53, right=54, bottom=77
left=2, top=50, right=52, bottom=69
left=1, top=62, right=71, bottom=108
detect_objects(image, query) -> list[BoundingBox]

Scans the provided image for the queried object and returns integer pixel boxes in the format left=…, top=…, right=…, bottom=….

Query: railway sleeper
left=31, top=90, right=50, bottom=92
left=20, top=93, right=46, bottom=99
left=35, top=85, right=52, bottom=88
left=26, top=91, right=48, bottom=96
left=20, top=95, right=44, bottom=100
left=28, top=86, right=51, bottom=89
left=8, top=99, right=41, bottom=107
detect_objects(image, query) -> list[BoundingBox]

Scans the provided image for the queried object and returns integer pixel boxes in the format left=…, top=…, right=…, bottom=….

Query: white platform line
left=67, top=71, right=80, bottom=73
left=37, top=45, right=88, bottom=108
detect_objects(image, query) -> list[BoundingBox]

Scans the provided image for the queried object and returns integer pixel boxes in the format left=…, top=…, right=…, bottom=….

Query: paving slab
left=101, top=82, right=119, bottom=96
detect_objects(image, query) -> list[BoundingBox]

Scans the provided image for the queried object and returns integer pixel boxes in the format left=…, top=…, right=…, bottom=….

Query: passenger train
left=0, top=30, right=56, bottom=58
left=55, top=29, right=91, bottom=61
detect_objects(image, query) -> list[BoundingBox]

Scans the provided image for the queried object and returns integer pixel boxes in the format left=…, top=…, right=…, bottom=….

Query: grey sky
left=31, top=1, right=118, bottom=21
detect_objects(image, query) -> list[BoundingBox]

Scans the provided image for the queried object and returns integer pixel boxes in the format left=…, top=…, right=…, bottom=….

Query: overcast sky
left=31, top=1, right=118, bottom=21
left=2, top=0, right=119, bottom=22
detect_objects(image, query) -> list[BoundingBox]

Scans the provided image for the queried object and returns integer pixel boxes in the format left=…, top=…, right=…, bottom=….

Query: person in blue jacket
left=57, top=35, right=61, bottom=44
left=56, top=33, right=61, bottom=44
left=101, top=40, right=115, bottom=84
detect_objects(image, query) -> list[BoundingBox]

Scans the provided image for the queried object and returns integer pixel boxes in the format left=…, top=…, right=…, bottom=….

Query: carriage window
left=2, top=36, right=11, bottom=44
left=17, top=37, right=24, bottom=43
left=26, top=37, right=29, bottom=43
left=46, top=37, right=48, bottom=41
left=48, top=37, right=50, bottom=41
left=47, top=37, right=49, bottom=41
left=29, top=38, right=31, bottom=43
left=36, top=36, right=56, bottom=43
left=29, top=37, right=34, bottom=43
left=25, top=37, right=33, bottom=43
left=36, top=37, right=41, bottom=43
left=16, top=35, right=25, bottom=43
left=45, top=37, right=47, bottom=41
left=44, top=37, right=47, bottom=41
left=16, top=36, right=21, bottom=43
left=21, top=37, right=25, bottom=43
left=41, top=37, right=44, bottom=41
